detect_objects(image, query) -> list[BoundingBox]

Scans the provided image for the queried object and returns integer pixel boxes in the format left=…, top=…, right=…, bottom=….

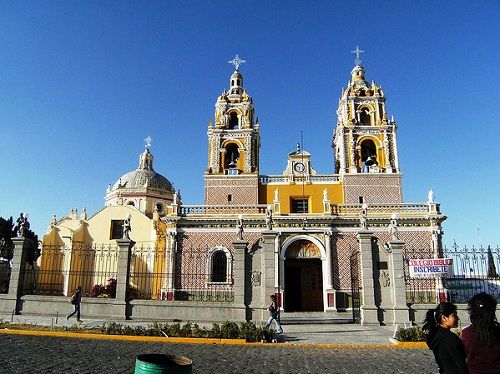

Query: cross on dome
left=351, top=45, right=365, bottom=66
left=228, top=54, right=246, bottom=71
left=144, top=135, right=153, bottom=150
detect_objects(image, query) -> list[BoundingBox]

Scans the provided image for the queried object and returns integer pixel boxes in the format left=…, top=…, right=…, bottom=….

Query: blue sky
left=0, top=1, right=498, bottom=247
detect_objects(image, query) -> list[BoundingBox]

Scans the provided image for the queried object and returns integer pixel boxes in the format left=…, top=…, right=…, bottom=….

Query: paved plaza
left=0, top=332, right=439, bottom=374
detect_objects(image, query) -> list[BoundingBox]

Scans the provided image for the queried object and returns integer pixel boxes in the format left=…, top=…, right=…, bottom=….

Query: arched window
left=229, top=113, right=239, bottom=129
left=207, top=247, right=232, bottom=284
left=359, top=109, right=371, bottom=125
left=211, top=251, right=227, bottom=282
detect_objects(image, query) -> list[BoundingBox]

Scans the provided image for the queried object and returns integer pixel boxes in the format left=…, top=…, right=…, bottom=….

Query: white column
left=325, top=231, right=333, bottom=289
left=392, top=126, right=400, bottom=172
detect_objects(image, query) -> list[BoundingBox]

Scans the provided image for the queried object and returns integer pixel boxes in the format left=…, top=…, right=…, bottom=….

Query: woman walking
left=67, top=286, right=82, bottom=323
left=423, top=301, right=468, bottom=374
left=462, top=292, right=500, bottom=374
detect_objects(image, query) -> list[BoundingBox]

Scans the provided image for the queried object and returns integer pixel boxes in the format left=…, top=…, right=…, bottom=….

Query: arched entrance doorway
left=284, top=239, right=324, bottom=312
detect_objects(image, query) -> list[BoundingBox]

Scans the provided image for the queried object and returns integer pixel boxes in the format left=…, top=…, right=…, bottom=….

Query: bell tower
left=204, top=55, right=261, bottom=205
left=333, top=47, right=402, bottom=204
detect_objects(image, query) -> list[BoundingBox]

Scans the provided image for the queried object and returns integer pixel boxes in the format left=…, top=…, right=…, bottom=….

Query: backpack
left=70, top=294, right=76, bottom=304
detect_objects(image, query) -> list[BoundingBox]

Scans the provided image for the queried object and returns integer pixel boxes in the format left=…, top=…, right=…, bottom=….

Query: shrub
left=169, top=322, right=181, bottom=337
left=220, top=321, right=240, bottom=339
left=180, top=323, right=193, bottom=337
left=90, top=284, right=105, bottom=297
left=395, top=326, right=425, bottom=342
left=208, top=323, right=220, bottom=338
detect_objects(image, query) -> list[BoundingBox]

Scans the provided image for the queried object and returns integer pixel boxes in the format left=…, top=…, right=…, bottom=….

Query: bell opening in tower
left=224, top=143, right=240, bottom=175
left=229, top=113, right=238, bottom=129
left=361, top=139, right=377, bottom=172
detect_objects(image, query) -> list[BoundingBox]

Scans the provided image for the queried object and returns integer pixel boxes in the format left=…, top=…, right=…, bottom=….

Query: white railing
left=332, top=203, right=436, bottom=216
left=259, top=174, right=339, bottom=184
left=179, top=204, right=268, bottom=216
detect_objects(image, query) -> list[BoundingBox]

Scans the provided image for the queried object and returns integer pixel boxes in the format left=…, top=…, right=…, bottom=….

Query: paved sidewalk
left=0, top=313, right=401, bottom=346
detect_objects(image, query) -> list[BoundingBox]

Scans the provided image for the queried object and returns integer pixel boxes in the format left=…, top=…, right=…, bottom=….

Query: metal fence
left=129, top=242, right=168, bottom=300
left=403, top=244, right=500, bottom=304
left=129, top=244, right=234, bottom=302
left=23, top=243, right=118, bottom=297
left=403, top=246, right=438, bottom=304
left=174, top=246, right=234, bottom=302
left=444, top=243, right=500, bottom=303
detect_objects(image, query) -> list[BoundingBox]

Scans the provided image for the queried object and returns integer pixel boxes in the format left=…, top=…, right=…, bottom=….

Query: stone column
left=232, top=238, right=248, bottom=321
left=358, top=230, right=379, bottom=325
left=3, top=237, right=30, bottom=314
left=259, top=230, right=278, bottom=321
left=387, top=239, right=409, bottom=325
left=113, top=238, right=134, bottom=320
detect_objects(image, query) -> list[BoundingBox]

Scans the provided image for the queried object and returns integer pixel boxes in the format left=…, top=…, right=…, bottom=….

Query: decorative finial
left=228, top=54, right=246, bottom=71
left=351, top=45, right=365, bottom=66
left=144, top=136, right=153, bottom=150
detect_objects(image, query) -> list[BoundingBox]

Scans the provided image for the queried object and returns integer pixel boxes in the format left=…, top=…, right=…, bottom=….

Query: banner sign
left=409, top=258, right=453, bottom=278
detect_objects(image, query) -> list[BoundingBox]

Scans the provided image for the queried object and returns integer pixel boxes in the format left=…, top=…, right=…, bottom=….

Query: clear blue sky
left=0, top=1, right=498, bottom=247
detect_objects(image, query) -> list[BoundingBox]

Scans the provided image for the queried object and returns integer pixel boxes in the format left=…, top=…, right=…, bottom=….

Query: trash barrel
left=134, top=354, right=192, bottom=374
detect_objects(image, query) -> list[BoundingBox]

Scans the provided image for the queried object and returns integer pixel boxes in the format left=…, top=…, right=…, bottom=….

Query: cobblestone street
left=0, top=334, right=438, bottom=373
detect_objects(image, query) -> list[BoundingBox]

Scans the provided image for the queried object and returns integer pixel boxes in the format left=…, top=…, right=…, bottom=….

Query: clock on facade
left=294, top=162, right=305, bottom=172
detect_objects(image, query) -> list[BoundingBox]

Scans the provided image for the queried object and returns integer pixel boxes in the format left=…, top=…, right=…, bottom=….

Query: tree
left=0, top=216, right=39, bottom=265
left=0, top=217, right=15, bottom=261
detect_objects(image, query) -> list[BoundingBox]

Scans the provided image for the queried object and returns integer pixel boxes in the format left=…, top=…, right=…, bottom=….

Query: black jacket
left=427, top=326, right=469, bottom=374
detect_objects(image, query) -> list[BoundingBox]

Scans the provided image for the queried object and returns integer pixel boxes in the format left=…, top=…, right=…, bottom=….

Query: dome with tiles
left=112, top=148, right=174, bottom=192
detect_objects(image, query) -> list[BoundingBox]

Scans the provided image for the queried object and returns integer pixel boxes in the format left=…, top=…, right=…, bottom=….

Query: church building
left=41, top=52, right=446, bottom=325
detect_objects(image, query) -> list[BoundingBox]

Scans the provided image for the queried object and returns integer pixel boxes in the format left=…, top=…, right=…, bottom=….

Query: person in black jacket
left=67, top=286, right=82, bottom=323
left=423, top=302, right=468, bottom=374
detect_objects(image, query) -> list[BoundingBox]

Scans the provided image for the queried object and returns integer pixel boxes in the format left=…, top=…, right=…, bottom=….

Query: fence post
left=3, top=237, right=30, bottom=314
left=357, top=230, right=379, bottom=325
left=232, top=238, right=248, bottom=321
left=388, top=239, right=410, bottom=325
left=113, top=238, right=134, bottom=320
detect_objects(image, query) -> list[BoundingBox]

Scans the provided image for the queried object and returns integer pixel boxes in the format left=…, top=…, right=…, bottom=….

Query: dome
left=111, top=148, right=175, bottom=193
left=112, top=169, right=174, bottom=192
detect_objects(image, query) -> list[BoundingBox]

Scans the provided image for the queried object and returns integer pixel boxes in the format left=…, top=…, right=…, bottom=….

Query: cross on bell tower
left=204, top=55, right=261, bottom=206
left=332, top=49, right=402, bottom=204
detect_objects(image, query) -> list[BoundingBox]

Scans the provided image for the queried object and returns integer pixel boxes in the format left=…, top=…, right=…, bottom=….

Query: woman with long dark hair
left=423, top=302, right=468, bottom=374
left=462, top=292, right=500, bottom=373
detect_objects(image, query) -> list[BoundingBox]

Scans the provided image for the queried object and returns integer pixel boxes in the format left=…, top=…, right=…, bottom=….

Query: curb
left=0, top=329, right=245, bottom=345
left=0, top=328, right=427, bottom=348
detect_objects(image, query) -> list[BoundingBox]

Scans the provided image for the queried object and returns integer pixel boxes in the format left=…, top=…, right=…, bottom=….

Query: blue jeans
left=266, top=316, right=283, bottom=334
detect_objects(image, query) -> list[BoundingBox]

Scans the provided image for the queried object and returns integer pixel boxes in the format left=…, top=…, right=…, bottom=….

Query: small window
left=110, top=220, right=124, bottom=239
left=358, top=196, right=364, bottom=204
left=291, top=198, right=309, bottom=213
left=228, top=194, right=232, bottom=203
left=211, top=251, right=227, bottom=282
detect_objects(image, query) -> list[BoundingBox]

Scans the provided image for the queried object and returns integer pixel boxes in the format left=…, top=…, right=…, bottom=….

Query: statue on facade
left=427, top=189, right=434, bottom=203
left=16, top=213, right=28, bottom=237
left=388, top=214, right=398, bottom=240
left=359, top=204, right=368, bottom=230
left=236, top=214, right=244, bottom=240
left=323, top=188, right=328, bottom=201
left=265, top=205, right=273, bottom=230
left=123, top=214, right=132, bottom=239
left=274, top=188, right=279, bottom=202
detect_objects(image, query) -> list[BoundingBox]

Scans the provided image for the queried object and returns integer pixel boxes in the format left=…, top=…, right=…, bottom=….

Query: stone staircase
left=279, top=311, right=358, bottom=325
